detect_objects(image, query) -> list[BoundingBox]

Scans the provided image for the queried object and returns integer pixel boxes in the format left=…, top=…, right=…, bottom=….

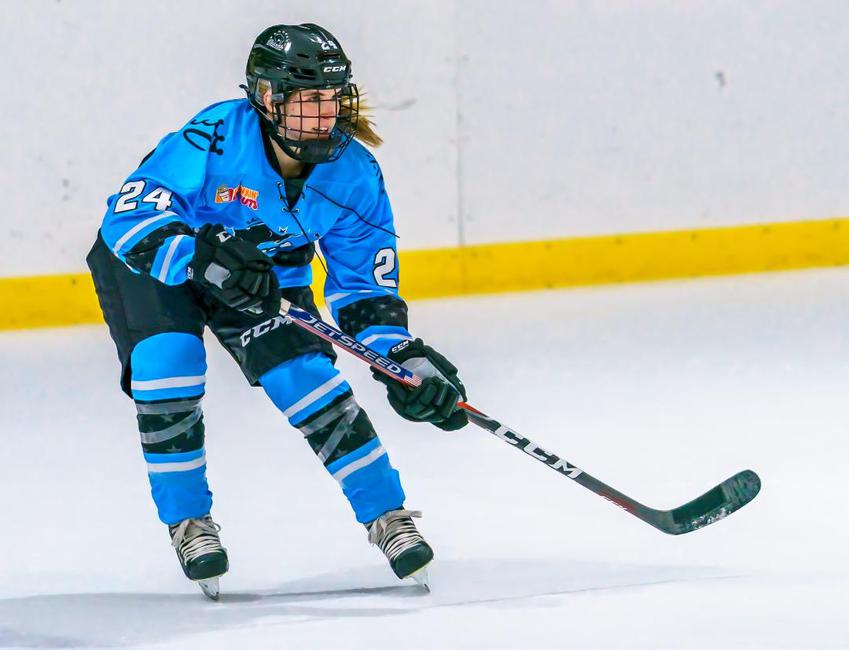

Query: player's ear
left=262, top=89, right=273, bottom=113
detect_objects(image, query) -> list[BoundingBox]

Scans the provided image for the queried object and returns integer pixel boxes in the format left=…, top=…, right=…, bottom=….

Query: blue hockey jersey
left=100, top=99, right=411, bottom=352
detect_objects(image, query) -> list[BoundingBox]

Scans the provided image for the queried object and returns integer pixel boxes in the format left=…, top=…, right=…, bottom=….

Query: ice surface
left=1, top=270, right=847, bottom=648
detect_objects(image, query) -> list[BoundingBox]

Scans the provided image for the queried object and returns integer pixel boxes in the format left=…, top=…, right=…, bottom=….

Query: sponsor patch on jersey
left=215, top=183, right=259, bottom=210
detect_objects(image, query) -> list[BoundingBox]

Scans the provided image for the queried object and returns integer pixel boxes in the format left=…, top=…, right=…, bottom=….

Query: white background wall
left=1, top=0, right=848, bottom=276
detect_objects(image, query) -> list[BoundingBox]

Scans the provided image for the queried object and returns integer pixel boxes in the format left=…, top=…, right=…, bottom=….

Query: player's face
left=264, top=89, right=339, bottom=141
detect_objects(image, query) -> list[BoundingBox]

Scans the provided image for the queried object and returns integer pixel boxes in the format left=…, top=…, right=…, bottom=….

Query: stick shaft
left=278, top=300, right=759, bottom=534
left=279, top=302, right=651, bottom=511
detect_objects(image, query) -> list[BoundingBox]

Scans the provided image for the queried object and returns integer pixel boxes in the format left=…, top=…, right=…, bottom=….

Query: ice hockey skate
left=367, top=508, right=433, bottom=591
left=169, top=514, right=229, bottom=600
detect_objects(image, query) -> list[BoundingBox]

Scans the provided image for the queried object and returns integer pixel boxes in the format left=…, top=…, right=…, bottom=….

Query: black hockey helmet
left=244, top=23, right=359, bottom=164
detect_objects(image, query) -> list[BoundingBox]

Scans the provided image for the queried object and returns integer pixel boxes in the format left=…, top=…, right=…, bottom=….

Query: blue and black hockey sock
left=131, top=333, right=212, bottom=525
left=261, top=353, right=405, bottom=523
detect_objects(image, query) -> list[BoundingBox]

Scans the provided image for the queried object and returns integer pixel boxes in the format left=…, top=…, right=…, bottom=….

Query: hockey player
left=86, top=23, right=468, bottom=599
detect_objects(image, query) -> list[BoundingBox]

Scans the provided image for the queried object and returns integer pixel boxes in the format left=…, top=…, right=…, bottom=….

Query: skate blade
left=197, top=577, right=220, bottom=601
left=409, top=566, right=431, bottom=593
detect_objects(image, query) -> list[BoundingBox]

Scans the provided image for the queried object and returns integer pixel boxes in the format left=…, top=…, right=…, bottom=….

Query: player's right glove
left=189, top=224, right=280, bottom=315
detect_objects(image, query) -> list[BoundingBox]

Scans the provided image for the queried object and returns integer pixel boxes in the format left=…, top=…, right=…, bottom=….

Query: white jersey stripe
left=157, top=234, right=187, bottom=283
left=112, top=211, right=177, bottom=254
left=325, top=292, right=350, bottom=306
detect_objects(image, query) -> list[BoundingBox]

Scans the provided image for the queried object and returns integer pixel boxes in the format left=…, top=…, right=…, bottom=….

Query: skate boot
left=169, top=514, right=229, bottom=600
left=367, top=508, right=433, bottom=591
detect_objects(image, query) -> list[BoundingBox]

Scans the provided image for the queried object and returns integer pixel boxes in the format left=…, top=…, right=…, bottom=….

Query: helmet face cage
left=245, top=24, right=361, bottom=164
left=266, top=82, right=360, bottom=164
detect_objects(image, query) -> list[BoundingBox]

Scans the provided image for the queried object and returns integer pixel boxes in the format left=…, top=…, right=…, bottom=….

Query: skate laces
left=170, top=515, right=223, bottom=563
left=367, top=509, right=424, bottom=561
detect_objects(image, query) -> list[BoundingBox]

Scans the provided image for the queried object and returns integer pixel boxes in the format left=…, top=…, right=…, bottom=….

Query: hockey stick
left=278, top=300, right=761, bottom=535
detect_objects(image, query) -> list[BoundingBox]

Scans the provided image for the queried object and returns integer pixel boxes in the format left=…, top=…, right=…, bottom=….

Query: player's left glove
left=372, top=338, right=469, bottom=431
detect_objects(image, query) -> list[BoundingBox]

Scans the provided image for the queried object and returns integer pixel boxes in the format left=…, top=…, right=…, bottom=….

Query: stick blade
left=653, top=469, right=762, bottom=535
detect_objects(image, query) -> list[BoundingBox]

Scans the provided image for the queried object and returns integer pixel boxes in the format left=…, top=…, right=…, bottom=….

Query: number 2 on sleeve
left=373, top=248, right=397, bottom=288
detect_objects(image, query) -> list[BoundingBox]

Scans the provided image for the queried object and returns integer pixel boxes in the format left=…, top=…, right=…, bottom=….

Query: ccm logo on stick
left=493, top=426, right=583, bottom=478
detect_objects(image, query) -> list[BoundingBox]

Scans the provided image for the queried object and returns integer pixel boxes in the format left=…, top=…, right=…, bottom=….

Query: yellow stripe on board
left=2, top=217, right=849, bottom=331
left=0, top=273, right=103, bottom=331
left=401, top=217, right=849, bottom=297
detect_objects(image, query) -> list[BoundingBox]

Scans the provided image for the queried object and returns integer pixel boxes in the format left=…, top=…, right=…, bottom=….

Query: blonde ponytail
left=350, top=89, right=383, bottom=148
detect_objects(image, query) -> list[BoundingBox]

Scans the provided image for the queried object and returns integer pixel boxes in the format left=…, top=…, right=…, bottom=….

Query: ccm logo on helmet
left=323, top=65, right=346, bottom=72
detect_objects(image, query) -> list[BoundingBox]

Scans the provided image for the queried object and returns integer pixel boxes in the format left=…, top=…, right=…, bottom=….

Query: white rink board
left=2, top=1, right=849, bottom=275
left=0, top=269, right=847, bottom=648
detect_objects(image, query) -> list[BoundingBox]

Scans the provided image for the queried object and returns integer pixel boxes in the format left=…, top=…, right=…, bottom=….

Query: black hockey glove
left=372, top=338, right=469, bottom=431
left=189, top=224, right=280, bottom=315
